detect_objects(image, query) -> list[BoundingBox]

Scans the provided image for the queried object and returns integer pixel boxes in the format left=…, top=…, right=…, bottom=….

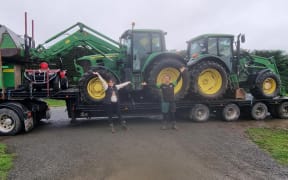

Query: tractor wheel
left=146, top=58, right=189, bottom=100
left=78, top=69, right=117, bottom=104
left=0, top=108, right=22, bottom=135
left=52, top=76, right=61, bottom=91
left=61, top=77, right=69, bottom=89
left=251, top=71, right=280, bottom=99
left=190, top=61, right=228, bottom=99
left=189, top=104, right=210, bottom=122
left=222, top=103, right=240, bottom=121
left=251, top=102, right=268, bottom=120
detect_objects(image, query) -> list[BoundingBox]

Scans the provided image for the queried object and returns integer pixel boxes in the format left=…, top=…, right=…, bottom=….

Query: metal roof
left=0, top=24, right=24, bottom=49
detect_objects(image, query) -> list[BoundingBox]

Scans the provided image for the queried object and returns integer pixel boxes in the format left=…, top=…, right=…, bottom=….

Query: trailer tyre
left=189, top=104, right=210, bottom=122
left=79, top=69, right=117, bottom=104
left=0, top=108, right=22, bottom=135
left=190, top=60, right=228, bottom=99
left=52, top=76, right=61, bottom=91
left=61, top=77, right=69, bottom=89
left=276, top=101, right=288, bottom=119
left=222, top=103, right=240, bottom=121
left=146, top=58, right=189, bottom=100
left=251, top=102, right=268, bottom=120
left=251, top=71, right=280, bottom=99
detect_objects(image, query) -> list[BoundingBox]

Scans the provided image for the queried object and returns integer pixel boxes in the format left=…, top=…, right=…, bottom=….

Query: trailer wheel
left=251, top=102, right=268, bottom=120
left=189, top=104, right=210, bottom=122
left=146, top=58, right=189, bottom=100
left=61, top=77, right=69, bottom=89
left=52, top=76, right=61, bottom=91
left=190, top=60, right=228, bottom=99
left=0, top=108, right=22, bottom=135
left=276, top=101, right=288, bottom=119
left=222, top=103, right=240, bottom=121
left=251, top=71, right=280, bottom=99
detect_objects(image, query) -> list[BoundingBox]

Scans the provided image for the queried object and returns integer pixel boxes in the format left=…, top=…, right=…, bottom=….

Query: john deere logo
left=65, top=39, right=71, bottom=44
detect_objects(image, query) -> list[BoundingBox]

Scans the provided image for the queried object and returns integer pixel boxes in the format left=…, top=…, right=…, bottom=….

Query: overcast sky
left=1, top=0, right=288, bottom=52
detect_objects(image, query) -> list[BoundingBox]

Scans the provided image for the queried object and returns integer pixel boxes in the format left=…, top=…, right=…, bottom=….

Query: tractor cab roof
left=120, top=29, right=166, bottom=39
left=187, top=34, right=234, bottom=43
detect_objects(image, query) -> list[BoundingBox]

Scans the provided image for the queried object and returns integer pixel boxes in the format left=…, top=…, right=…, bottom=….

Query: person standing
left=93, top=72, right=131, bottom=133
left=143, top=67, right=186, bottom=130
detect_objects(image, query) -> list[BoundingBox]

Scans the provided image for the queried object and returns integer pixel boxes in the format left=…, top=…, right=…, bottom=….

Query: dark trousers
left=163, top=111, right=176, bottom=125
left=162, top=102, right=176, bottom=125
left=104, top=102, right=122, bottom=125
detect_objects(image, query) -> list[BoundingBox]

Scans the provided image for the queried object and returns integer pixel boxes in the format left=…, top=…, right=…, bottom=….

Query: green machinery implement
left=186, top=34, right=284, bottom=99
left=29, top=22, right=120, bottom=83
left=30, top=22, right=120, bottom=61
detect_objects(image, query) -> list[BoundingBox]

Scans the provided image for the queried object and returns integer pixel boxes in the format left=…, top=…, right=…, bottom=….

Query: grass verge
left=44, top=99, right=65, bottom=107
left=246, top=128, right=288, bottom=165
left=0, top=144, right=13, bottom=180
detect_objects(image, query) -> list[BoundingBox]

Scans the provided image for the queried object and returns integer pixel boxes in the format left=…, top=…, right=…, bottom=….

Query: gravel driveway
left=1, top=107, right=288, bottom=180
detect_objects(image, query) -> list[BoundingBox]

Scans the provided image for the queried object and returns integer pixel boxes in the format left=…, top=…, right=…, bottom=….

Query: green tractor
left=76, top=27, right=190, bottom=104
left=186, top=34, right=284, bottom=99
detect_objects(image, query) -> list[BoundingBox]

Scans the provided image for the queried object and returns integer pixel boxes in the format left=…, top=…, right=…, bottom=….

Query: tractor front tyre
left=78, top=70, right=116, bottom=104
left=251, top=71, right=280, bottom=99
left=146, top=58, right=190, bottom=100
left=190, top=61, right=228, bottom=99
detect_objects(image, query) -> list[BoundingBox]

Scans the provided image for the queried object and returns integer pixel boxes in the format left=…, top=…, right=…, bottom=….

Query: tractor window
left=218, top=38, right=232, bottom=58
left=121, top=36, right=132, bottom=55
left=188, top=39, right=206, bottom=58
left=152, top=34, right=161, bottom=52
left=207, top=38, right=217, bottom=55
left=133, top=33, right=151, bottom=71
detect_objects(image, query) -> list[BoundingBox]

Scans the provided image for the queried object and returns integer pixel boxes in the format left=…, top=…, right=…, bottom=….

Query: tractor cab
left=187, top=34, right=234, bottom=71
left=120, top=29, right=166, bottom=72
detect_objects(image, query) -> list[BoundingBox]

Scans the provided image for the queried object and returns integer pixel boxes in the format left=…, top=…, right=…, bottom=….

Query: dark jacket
left=104, top=85, right=119, bottom=104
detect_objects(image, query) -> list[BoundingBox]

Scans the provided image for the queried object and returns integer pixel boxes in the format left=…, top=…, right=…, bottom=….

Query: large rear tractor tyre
left=146, top=58, right=190, bottom=100
left=189, top=104, right=210, bottom=122
left=190, top=61, right=228, bottom=99
left=78, top=69, right=117, bottom=104
left=222, top=103, right=240, bottom=121
left=251, top=71, right=280, bottom=99
left=251, top=102, right=268, bottom=120
left=0, top=108, right=22, bottom=135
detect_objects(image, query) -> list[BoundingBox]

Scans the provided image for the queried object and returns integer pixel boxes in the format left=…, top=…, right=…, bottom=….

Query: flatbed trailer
left=1, top=87, right=288, bottom=135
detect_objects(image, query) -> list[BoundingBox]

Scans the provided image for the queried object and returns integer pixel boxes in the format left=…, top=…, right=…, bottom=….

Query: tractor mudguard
left=141, top=52, right=185, bottom=74
left=89, top=66, right=120, bottom=83
left=187, top=55, right=230, bottom=73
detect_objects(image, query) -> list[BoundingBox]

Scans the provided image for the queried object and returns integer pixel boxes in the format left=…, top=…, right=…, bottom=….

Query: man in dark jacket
left=143, top=67, right=186, bottom=130
left=93, top=72, right=131, bottom=133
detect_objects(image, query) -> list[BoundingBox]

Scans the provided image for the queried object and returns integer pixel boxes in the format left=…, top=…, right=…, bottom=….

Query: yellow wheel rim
left=157, top=67, right=183, bottom=94
left=262, top=78, right=276, bottom=95
left=87, top=77, right=106, bottom=100
left=198, top=68, right=222, bottom=95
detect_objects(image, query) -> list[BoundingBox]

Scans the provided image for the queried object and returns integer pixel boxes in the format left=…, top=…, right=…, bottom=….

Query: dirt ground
left=1, top=107, right=288, bottom=180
